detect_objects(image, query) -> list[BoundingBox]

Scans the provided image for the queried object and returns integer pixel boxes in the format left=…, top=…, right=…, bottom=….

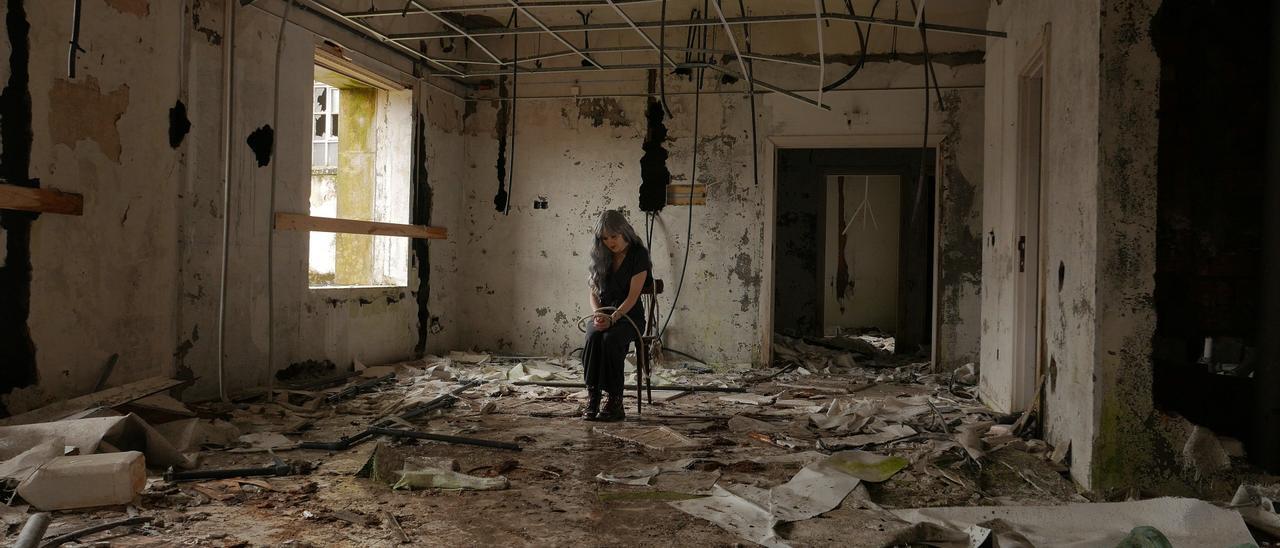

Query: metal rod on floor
left=12, top=513, right=50, bottom=548
left=369, top=427, right=523, bottom=451
left=512, top=381, right=745, bottom=392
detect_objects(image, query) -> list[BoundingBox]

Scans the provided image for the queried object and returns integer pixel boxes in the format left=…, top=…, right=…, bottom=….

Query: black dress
left=583, top=246, right=651, bottom=397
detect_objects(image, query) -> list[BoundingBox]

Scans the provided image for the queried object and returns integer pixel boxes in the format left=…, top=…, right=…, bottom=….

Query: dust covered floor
left=1, top=336, right=1112, bottom=547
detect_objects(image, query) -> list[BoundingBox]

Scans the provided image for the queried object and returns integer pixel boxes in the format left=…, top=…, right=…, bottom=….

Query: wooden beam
left=0, top=376, right=188, bottom=426
left=274, top=212, right=448, bottom=240
left=0, top=183, right=83, bottom=215
left=666, top=184, right=707, bottom=206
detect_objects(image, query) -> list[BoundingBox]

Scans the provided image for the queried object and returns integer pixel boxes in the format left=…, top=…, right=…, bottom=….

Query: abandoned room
left=0, top=0, right=1277, bottom=545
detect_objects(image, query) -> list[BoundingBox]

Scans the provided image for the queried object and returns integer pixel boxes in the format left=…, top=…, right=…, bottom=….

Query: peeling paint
left=246, top=125, right=274, bottom=167
left=169, top=99, right=190, bottom=148
left=576, top=98, right=631, bottom=128
left=48, top=76, right=130, bottom=162
left=191, top=0, right=222, bottom=45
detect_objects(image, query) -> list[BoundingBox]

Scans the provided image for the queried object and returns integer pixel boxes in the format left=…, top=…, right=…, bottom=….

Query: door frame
left=762, top=134, right=944, bottom=366
left=1011, top=27, right=1051, bottom=412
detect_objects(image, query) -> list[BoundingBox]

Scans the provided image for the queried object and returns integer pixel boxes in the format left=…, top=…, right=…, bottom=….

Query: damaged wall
left=451, top=58, right=983, bottom=367
left=0, top=0, right=467, bottom=409
left=176, top=0, right=468, bottom=399
left=980, top=0, right=1164, bottom=490
left=0, top=0, right=183, bottom=412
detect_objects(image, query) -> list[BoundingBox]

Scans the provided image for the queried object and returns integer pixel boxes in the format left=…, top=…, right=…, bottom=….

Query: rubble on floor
left=0, top=343, right=1275, bottom=547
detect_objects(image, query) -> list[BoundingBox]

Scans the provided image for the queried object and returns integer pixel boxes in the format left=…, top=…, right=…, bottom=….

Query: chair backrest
left=643, top=278, right=664, bottom=296
left=642, top=279, right=663, bottom=339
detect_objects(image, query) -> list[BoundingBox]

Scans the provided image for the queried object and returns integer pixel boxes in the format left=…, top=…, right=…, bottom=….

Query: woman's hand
left=593, top=315, right=611, bottom=331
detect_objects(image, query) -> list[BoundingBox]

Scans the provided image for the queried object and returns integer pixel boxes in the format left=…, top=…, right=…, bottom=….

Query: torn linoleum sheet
left=0, top=413, right=196, bottom=468
left=669, top=484, right=789, bottom=548
left=593, top=425, right=704, bottom=451
left=889, top=497, right=1257, bottom=548
left=1232, top=483, right=1280, bottom=539
left=0, top=440, right=64, bottom=485
left=669, top=451, right=906, bottom=547
left=152, top=418, right=241, bottom=452
left=819, top=424, right=918, bottom=451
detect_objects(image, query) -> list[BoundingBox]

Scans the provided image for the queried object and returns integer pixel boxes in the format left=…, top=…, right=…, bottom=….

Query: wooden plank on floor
left=0, top=183, right=84, bottom=215
left=0, top=376, right=188, bottom=426
left=274, top=212, right=447, bottom=240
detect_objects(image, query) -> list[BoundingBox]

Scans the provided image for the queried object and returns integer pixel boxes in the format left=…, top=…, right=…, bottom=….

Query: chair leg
left=635, top=342, right=644, bottom=416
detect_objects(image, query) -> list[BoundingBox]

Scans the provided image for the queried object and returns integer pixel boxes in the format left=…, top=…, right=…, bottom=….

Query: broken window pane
left=330, top=114, right=339, bottom=137
left=314, top=115, right=326, bottom=138
left=314, top=86, right=326, bottom=112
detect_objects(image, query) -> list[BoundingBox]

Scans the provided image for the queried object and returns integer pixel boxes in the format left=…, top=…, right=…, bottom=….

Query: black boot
left=598, top=392, right=625, bottom=422
left=582, top=388, right=602, bottom=420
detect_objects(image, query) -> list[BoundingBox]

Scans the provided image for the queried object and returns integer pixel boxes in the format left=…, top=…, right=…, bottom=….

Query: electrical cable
left=658, top=11, right=706, bottom=340
left=68, top=0, right=85, bottom=78
left=265, top=0, right=293, bottom=402
left=504, top=19, right=519, bottom=216
left=734, top=0, right=759, bottom=187
left=908, top=0, right=938, bottom=226
left=822, top=0, right=879, bottom=92
left=658, top=0, right=673, bottom=117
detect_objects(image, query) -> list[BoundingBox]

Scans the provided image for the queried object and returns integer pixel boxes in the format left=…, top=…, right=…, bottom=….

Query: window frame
left=307, top=49, right=415, bottom=291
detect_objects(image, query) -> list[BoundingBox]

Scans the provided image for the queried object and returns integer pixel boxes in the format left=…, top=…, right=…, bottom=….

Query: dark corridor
left=772, top=147, right=936, bottom=355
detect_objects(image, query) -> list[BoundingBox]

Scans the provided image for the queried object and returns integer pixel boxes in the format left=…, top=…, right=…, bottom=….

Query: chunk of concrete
left=17, top=451, right=145, bottom=510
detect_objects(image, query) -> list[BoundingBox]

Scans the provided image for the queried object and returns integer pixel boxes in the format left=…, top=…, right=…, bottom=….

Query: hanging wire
left=659, top=8, right=707, bottom=339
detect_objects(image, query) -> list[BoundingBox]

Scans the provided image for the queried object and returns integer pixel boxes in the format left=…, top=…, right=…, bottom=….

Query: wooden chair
left=634, top=278, right=663, bottom=413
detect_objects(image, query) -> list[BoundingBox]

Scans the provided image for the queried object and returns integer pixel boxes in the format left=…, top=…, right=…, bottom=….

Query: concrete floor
left=9, top=349, right=1097, bottom=547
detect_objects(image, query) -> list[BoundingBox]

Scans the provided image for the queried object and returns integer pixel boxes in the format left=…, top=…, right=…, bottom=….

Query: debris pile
left=0, top=347, right=1273, bottom=546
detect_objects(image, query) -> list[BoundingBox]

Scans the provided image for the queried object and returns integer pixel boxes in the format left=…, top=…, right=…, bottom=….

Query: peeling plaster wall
left=452, top=61, right=983, bottom=366
left=0, top=0, right=466, bottom=407
left=981, top=0, right=1104, bottom=488
left=0, top=0, right=183, bottom=410
left=177, top=2, right=468, bottom=399
left=980, top=0, right=1164, bottom=490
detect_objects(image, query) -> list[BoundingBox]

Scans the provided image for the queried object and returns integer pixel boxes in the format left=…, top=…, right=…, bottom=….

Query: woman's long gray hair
left=589, top=210, right=646, bottom=296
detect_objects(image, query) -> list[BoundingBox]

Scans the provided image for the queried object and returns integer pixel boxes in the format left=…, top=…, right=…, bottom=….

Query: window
left=308, top=60, right=413, bottom=288
left=312, top=84, right=339, bottom=168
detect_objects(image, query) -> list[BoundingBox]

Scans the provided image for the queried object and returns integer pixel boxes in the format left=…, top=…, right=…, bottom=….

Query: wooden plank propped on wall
left=0, top=183, right=83, bottom=215
left=667, top=183, right=707, bottom=206
left=274, top=212, right=448, bottom=240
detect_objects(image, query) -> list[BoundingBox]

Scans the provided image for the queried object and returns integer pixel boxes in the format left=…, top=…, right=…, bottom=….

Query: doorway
left=823, top=175, right=903, bottom=337
left=768, top=146, right=936, bottom=358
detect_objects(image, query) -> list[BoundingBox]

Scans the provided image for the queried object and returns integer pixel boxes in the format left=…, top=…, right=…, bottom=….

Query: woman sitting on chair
left=583, top=210, right=650, bottom=422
